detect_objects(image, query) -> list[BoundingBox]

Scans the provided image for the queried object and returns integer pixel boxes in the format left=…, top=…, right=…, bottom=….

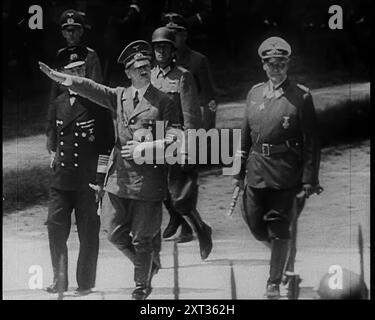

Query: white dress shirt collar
left=131, top=83, right=150, bottom=101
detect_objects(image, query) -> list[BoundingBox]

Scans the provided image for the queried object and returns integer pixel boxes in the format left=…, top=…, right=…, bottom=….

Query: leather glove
left=232, top=177, right=244, bottom=191
left=89, top=183, right=105, bottom=203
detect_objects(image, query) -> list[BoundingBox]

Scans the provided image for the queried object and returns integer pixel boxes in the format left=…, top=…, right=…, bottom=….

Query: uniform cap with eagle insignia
left=258, top=36, right=291, bottom=60
left=56, top=45, right=88, bottom=69
left=117, top=40, right=152, bottom=69
left=162, top=13, right=188, bottom=31
left=60, top=9, right=84, bottom=29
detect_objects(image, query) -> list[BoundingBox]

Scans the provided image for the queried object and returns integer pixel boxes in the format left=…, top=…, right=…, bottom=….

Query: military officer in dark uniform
left=47, top=9, right=103, bottom=115
left=150, top=26, right=213, bottom=260
left=45, top=46, right=114, bottom=296
left=232, top=37, right=320, bottom=299
left=39, top=40, right=177, bottom=300
left=163, top=13, right=218, bottom=130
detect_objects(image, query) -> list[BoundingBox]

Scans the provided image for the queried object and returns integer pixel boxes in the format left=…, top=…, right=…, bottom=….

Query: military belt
left=252, top=139, right=300, bottom=157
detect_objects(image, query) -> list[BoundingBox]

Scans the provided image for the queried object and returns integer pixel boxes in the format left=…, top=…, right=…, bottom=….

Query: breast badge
left=282, top=116, right=290, bottom=129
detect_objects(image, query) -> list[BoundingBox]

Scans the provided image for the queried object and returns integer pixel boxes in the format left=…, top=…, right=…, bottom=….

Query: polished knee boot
left=184, top=209, right=212, bottom=260
left=132, top=251, right=153, bottom=300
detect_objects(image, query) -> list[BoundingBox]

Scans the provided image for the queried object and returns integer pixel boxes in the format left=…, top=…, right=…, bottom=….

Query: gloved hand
left=302, top=183, right=314, bottom=198
left=208, top=99, right=217, bottom=112
left=89, top=183, right=105, bottom=203
left=232, top=177, right=244, bottom=191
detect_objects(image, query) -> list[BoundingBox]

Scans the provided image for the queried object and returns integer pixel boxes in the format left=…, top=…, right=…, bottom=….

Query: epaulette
left=176, top=65, right=189, bottom=74
left=86, top=46, right=95, bottom=52
left=56, top=47, right=64, bottom=55
left=297, top=83, right=310, bottom=92
left=251, top=82, right=265, bottom=90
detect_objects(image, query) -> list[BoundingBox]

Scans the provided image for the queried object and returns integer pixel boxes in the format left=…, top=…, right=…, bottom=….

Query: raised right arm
left=39, top=62, right=117, bottom=112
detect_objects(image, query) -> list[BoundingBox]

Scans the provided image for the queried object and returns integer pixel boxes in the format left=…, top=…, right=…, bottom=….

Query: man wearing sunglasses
left=232, top=37, right=321, bottom=299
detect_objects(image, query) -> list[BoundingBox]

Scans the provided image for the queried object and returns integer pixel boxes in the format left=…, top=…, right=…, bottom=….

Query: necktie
left=133, top=90, right=139, bottom=109
left=70, top=93, right=77, bottom=106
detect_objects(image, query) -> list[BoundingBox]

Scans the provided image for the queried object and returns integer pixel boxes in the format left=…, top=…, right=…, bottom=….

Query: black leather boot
left=184, top=209, right=212, bottom=260
left=163, top=195, right=184, bottom=239
left=176, top=220, right=194, bottom=243
left=46, top=226, right=68, bottom=293
left=132, top=251, right=153, bottom=300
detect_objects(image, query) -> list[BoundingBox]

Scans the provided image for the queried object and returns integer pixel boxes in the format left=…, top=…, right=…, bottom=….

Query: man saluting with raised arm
left=40, top=40, right=177, bottom=300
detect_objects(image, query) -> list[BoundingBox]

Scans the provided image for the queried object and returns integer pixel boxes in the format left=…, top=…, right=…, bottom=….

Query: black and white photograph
left=2, top=0, right=370, bottom=304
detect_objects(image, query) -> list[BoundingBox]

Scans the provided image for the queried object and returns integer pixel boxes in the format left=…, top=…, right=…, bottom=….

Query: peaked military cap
left=56, top=45, right=88, bottom=69
left=117, top=40, right=152, bottom=69
left=162, top=12, right=188, bottom=30
left=60, top=9, right=84, bottom=29
left=258, top=37, right=291, bottom=60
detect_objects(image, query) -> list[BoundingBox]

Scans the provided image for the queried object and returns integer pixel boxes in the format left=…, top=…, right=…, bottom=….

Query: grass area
left=3, top=166, right=51, bottom=213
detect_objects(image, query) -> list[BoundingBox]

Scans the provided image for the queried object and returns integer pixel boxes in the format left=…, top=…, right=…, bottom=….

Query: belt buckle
left=262, top=143, right=270, bottom=156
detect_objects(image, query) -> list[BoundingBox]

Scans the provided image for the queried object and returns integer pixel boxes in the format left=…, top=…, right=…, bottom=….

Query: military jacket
left=176, top=47, right=216, bottom=107
left=66, top=78, right=177, bottom=201
left=236, top=79, right=320, bottom=189
left=151, top=64, right=202, bottom=130
left=47, top=91, right=114, bottom=190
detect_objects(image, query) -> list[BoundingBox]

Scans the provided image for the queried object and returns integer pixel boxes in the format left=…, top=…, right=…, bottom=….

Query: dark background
left=2, top=0, right=371, bottom=140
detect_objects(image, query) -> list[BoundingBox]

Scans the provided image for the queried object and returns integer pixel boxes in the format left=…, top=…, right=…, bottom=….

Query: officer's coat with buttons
left=63, top=78, right=177, bottom=201
left=47, top=90, right=114, bottom=190
left=236, top=79, right=320, bottom=189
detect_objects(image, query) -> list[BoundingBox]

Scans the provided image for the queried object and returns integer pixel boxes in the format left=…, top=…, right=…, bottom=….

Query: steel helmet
left=152, top=27, right=176, bottom=48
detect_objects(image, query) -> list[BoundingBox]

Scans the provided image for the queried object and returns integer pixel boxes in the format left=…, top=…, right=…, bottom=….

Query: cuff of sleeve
left=97, top=154, right=110, bottom=173
left=96, top=173, right=106, bottom=186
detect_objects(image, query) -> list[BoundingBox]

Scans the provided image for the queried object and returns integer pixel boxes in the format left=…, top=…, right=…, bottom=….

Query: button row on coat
left=60, top=162, right=79, bottom=167
left=60, top=152, right=78, bottom=157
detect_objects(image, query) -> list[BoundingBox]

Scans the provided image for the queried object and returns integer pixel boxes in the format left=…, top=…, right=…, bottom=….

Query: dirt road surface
left=3, top=138, right=370, bottom=300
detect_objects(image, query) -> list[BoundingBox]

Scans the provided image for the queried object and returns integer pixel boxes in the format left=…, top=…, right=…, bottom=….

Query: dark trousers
left=242, top=186, right=298, bottom=241
left=242, top=185, right=299, bottom=284
left=102, top=192, right=162, bottom=287
left=46, top=187, right=100, bottom=290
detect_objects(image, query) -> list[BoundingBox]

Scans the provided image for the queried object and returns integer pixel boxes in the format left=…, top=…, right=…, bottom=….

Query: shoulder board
left=251, top=82, right=265, bottom=90
left=176, top=65, right=189, bottom=74
left=86, top=47, right=95, bottom=52
left=191, top=49, right=205, bottom=59
left=297, top=83, right=310, bottom=92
